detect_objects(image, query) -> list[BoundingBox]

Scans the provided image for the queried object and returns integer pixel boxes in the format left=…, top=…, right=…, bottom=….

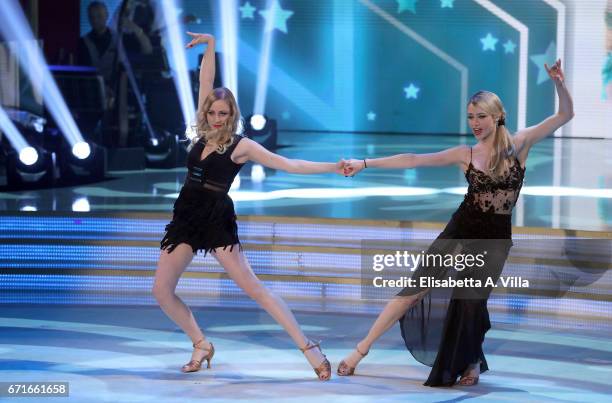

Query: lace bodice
left=463, top=148, right=525, bottom=215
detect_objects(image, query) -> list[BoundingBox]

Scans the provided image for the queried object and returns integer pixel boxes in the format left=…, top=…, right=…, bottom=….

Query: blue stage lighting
left=0, top=1, right=87, bottom=148
left=244, top=114, right=277, bottom=150
left=143, top=128, right=187, bottom=168
left=253, top=0, right=276, bottom=117
left=57, top=141, right=106, bottom=183
left=219, top=0, right=239, bottom=96
left=250, top=114, right=267, bottom=131
left=18, top=146, right=38, bottom=166
left=159, top=0, right=196, bottom=129
left=72, top=142, right=91, bottom=160
left=0, top=106, right=34, bottom=158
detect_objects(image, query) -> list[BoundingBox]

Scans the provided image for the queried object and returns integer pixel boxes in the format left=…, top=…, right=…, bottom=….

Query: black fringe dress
left=400, top=148, right=525, bottom=386
left=161, top=134, right=245, bottom=255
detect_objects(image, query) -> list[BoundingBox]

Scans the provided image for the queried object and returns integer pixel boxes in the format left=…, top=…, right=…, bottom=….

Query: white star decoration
left=367, top=111, right=376, bottom=121
left=240, top=2, right=256, bottom=19
left=259, top=1, right=294, bottom=34
left=503, top=39, right=517, bottom=54
left=404, top=84, right=420, bottom=99
left=530, top=42, right=557, bottom=84
left=480, top=33, right=498, bottom=51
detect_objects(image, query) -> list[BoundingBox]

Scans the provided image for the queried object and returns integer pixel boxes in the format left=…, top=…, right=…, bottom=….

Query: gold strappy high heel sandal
left=458, top=361, right=480, bottom=386
left=337, top=345, right=368, bottom=376
left=181, top=339, right=215, bottom=373
left=458, top=375, right=479, bottom=386
left=300, top=340, right=331, bottom=381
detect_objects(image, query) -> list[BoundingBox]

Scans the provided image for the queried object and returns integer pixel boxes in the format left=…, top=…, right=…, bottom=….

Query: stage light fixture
left=72, top=141, right=91, bottom=160
left=57, top=141, right=106, bottom=183
left=244, top=114, right=277, bottom=150
left=144, top=128, right=188, bottom=168
left=6, top=146, right=56, bottom=188
left=250, top=114, right=267, bottom=131
left=18, top=146, right=38, bottom=166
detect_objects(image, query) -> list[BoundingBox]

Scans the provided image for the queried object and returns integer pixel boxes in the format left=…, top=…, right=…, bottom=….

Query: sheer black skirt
left=399, top=203, right=513, bottom=386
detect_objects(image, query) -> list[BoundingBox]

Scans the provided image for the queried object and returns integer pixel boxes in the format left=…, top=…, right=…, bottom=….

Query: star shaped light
left=240, top=1, right=256, bottom=19
left=404, top=84, right=420, bottom=99
left=259, top=1, right=294, bottom=34
left=397, top=0, right=418, bottom=14
left=440, top=0, right=454, bottom=8
left=367, top=111, right=376, bottom=121
left=480, top=33, right=498, bottom=51
left=530, top=41, right=557, bottom=84
left=503, top=39, right=517, bottom=54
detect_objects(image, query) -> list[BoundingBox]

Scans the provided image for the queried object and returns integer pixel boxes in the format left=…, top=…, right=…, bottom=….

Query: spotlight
left=6, top=146, right=56, bottom=188
left=18, top=146, right=38, bottom=166
left=250, top=114, right=267, bottom=131
left=144, top=128, right=188, bottom=168
left=244, top=114, right=277, bottom=150
left=57, top=141, right=106, bottom=183
left=72, top=142, right=91, bottom=160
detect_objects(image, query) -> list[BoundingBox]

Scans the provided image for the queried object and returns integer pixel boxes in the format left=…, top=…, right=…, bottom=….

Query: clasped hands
left=335, top=159, right=366, bottom=177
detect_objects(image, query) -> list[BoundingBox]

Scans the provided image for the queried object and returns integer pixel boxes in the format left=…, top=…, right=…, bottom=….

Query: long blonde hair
left=190, top=87, right=242, bottom=153
left=469, top=91, right=515, bottom=179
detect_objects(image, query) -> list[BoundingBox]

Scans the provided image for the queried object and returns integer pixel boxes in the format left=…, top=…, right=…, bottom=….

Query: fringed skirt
left=160, top=185, right=240, bottom=255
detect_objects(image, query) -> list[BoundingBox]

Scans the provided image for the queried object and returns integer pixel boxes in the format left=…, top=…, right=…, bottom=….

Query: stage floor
left=1, top=132, right=610, bottom=231
left=1, top=305, right=610, bottom=403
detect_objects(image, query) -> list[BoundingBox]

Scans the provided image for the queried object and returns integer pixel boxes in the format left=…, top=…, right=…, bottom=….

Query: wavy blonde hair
left=190, top=87, right=242, bottom=153
left=469, top=90, right=516, bottom=179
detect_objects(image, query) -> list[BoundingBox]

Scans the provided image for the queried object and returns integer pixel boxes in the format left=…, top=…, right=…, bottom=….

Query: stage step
left=0, top=213, right=610, bottom=331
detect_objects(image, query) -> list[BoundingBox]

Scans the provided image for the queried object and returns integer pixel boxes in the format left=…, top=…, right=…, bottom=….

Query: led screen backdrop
left=79, top=0, right=612, bottom=136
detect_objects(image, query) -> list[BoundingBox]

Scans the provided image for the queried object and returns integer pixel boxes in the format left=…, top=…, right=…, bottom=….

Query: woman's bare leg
left=152, top=244, right=212, bottom=362
left=340, top=292, right=427, bottom=370
left=212, top=246, right=328, bottom=373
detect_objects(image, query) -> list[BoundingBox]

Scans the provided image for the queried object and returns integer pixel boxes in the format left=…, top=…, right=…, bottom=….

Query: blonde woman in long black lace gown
left=339, top=60, right=573, bottom=386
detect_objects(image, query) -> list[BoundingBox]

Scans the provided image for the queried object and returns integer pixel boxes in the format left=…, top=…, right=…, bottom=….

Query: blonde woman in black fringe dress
left=340, top=60, right=573, bottom=386
left=152, top=32, right=344, bottom=380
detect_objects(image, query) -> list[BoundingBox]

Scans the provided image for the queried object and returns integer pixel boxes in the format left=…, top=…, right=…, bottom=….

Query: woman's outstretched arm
left=232, top=138, right=345, bottom=175
left=514, top=59, right=574, bottom=156
left=186, top=32, right=216, bottom=112
left=343, top=145, right=469, bottom=177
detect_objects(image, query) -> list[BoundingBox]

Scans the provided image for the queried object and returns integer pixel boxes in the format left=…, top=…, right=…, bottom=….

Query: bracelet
left=363, top=159, right=368, bottom=168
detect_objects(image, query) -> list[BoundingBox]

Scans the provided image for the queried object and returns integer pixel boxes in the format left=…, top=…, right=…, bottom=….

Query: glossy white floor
left=1, top=306, right=610, bottom=402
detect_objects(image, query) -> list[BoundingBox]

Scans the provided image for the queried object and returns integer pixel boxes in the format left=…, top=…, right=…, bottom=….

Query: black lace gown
left=399, top=149, right=525, bottom=386
left=161, top=134, right=245, bottom=255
